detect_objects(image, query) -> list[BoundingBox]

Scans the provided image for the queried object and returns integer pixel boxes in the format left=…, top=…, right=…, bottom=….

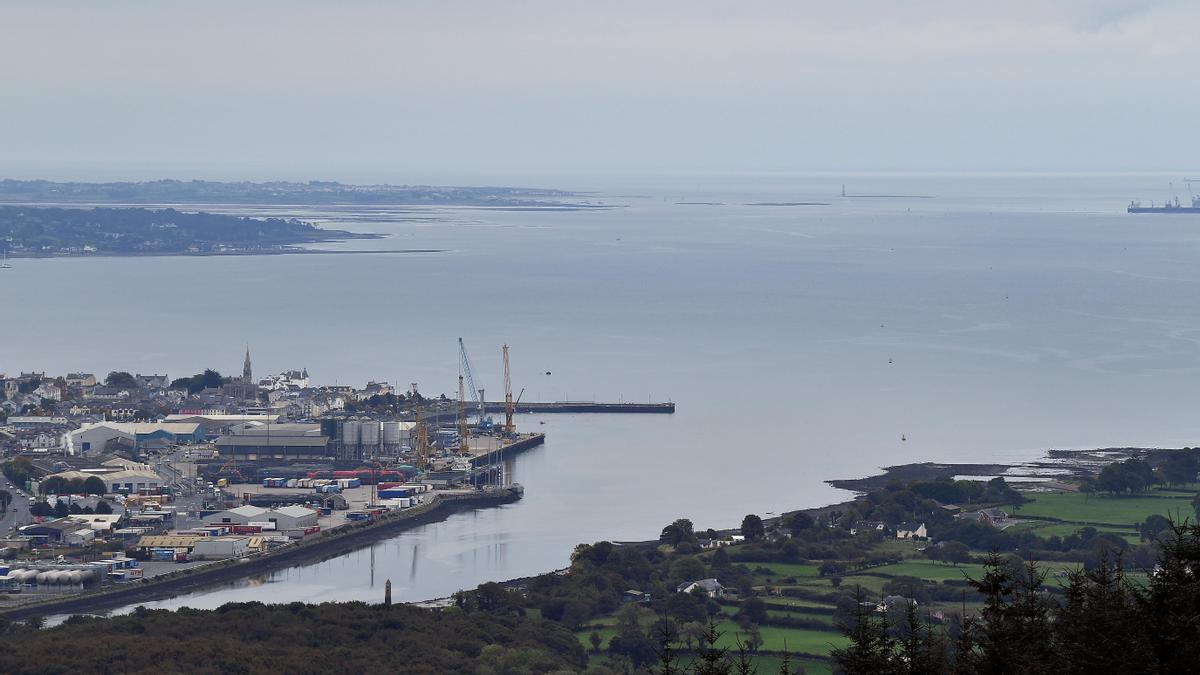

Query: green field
left=577, top=614, right=847, bottom=659
left=1008, top=519, right=1139, bottom=542
left=768, top=596, right=838, bottom=609
left=577, top=624, right=617, bottom=651
left=713, top=621, right=848, bottom=655
left=742, top=562, right=822, bottom=578
left=745, top=654, right=833, bottom=675
left=1016, top=491, right=1193, bottom=526
left=861, top=560, right=988, bottom=581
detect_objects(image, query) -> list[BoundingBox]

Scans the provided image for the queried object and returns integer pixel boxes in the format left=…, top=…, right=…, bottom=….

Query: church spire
left=243, top=345, right=252, bottom=382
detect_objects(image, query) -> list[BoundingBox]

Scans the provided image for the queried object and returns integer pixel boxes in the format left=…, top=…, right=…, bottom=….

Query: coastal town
left=0, top=345, right=545, bottom=611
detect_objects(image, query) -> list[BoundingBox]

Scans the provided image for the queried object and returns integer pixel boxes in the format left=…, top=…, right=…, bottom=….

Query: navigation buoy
left=901, top=434, right=907, bottom=442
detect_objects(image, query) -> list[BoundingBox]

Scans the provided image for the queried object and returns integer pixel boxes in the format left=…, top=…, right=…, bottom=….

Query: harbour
left=7, top=173, right=1200, bottom=617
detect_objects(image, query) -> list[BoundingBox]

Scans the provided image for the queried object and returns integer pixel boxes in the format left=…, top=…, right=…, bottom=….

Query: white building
left=64, top=528, right=96, bottom=547
left=50, top=467, right=162, bottom=494
left=192, top=537, right=250, bottom=560
left=203, top=505, right=318, bottom=531
left=896, top=522, right=928, bottom=540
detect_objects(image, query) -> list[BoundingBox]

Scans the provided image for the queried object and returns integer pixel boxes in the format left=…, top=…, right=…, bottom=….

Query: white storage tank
left=360, top=421, right=380, bottom=448
left=382, top=421, right=401, bottom=446
left=341, top=421, right=361, bottom=446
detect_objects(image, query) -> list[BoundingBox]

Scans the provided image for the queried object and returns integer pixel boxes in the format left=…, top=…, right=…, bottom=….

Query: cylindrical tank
left=35, top=571, right=54, bottom=585
left=15, top=569, right=36, bottom=583
left=66, top=571, right=84, bottom=585
left=320, top=419, right=338, bottom=439
left=360, top=421, right=379, bottom=447
left=340, top=421, right=361, bottom=446
left=382, top=421, right=400, bottom=445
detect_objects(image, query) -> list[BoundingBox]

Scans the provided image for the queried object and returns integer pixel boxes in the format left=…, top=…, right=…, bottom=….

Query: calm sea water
left=10, top=172, right=1200, bottom=612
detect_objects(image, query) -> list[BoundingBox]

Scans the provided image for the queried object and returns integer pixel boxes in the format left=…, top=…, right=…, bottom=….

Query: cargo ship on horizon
left=1129, top=183, right=1200, bottom=213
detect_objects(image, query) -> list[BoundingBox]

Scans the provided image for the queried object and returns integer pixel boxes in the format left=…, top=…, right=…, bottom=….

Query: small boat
left=0, top=250, right=10, bottom=269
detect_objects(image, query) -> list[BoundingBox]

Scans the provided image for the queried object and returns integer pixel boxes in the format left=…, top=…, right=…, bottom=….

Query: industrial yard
left=0, top=338, right=667, bottom=616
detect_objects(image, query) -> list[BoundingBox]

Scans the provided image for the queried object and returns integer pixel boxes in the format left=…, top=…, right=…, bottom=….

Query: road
left=0, top=483, right=33, bottom=536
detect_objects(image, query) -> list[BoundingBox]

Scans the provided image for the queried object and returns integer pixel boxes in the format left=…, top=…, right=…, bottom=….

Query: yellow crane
left=458, top=374, right=470, bottom=455
left=502, top=344, right=515, bottom=435
left=410, top=382, right=431, bottom=469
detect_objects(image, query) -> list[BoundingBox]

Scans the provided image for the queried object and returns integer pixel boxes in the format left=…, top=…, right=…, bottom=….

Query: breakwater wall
left=482, top=401, right=675, bottom=414
left=470, top=433, right=545, bottom=467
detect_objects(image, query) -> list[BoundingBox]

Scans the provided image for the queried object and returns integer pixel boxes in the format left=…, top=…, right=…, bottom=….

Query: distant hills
left=0, top=205, right=375, bottom=257
left=0, top=179, right=579, bottom=207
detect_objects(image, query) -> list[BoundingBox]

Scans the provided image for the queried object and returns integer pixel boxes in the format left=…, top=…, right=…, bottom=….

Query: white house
left=895, top=522, right=928, bottom=540
left=676, top=578, right=726, bottom=598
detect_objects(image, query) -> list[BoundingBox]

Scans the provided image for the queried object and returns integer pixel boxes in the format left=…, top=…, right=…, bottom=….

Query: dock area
left=480, top=401, right=674, bottom=414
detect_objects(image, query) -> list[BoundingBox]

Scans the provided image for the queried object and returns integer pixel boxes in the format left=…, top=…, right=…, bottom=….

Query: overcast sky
left=1, top=1, right=1197, bottom=182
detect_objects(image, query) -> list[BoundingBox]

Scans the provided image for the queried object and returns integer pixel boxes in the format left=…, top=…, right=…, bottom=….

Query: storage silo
left=382, top=421, right=401, bottom=453
left=360, top=421, right=380, bottom=450
left=341, top=420, right=361, bottom=447
left=320, top=419, right=339, bottom=439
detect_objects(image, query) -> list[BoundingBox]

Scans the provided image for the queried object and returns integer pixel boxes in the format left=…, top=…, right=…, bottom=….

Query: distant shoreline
left=2, top=247, right=444, bottom=261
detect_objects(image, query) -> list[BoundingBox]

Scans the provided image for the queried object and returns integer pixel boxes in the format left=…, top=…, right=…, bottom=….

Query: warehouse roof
left=164, top=414, right=281, bottom=425
left=275, top=505, right=318, bottom=519
left=231, top=423, right=322, bottom=437
left=136, top=535, right=201, bottom=549
left=226, top=505, right=271, bottom=519
left=216, top=435, right=328, bottom=447
left=50, top=468, right=161, bottom=483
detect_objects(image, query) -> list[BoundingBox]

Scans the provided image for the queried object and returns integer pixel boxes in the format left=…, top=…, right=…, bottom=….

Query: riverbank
left=0, top=488, right=521, bottom=621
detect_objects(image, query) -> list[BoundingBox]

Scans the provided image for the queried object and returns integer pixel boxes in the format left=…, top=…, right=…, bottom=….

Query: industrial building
left=192, top=537, right=250, bottom=560
left=202, top=505, right=318, bottom=531
left=19, top=519, right=96, bottom=547
left=215, top=429, right=331, bottom=461
left=48, top=466, right=163, bottom=494
left=326, top=418, right=414, bottom=459
left=66, top=421, right=204, bottom=456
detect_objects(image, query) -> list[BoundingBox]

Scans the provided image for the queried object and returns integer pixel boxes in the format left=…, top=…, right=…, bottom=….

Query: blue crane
left=458, top=337, right=493, bottom=429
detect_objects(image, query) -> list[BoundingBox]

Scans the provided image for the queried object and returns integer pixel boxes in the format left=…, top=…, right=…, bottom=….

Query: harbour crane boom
left=458, top=338, right=489, bottom=426
left=502, top=344, right=515, bottom=435
left=458, top=375, right=470, bottom=455
left=410, top=382, right=430, bottom=469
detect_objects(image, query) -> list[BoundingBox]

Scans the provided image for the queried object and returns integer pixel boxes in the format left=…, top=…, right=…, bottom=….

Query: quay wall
left=1, top=488, right=521, bottom=621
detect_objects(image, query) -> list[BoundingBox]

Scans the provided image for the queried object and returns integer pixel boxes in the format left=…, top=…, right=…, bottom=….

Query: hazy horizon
left=3, top=1, right=1199, bottom=181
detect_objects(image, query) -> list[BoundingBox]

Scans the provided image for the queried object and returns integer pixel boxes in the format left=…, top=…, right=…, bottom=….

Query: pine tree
left=1138, top=521, right=1200, bottom=672
left=831, top=586, right=897, bottom=674
left=732, top=636, right=757, bottom=675
left=969, top=555, right=1054, bottom=675
left=694, top=618, right=731, bottom=675
left=1054, top=555, right=1155, bottom=674
left=655, top=619, right=682, bottom=675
